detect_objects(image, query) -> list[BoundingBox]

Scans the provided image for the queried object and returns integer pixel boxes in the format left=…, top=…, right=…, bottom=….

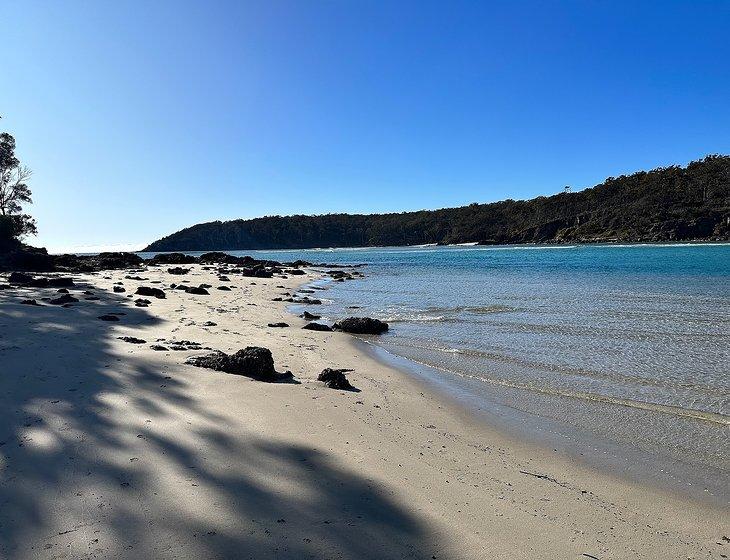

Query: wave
left=365, top=342, right=730, bottom=426
left=383, top=314, right=452, bottom=323
left=425, top=304, right=518, bottom=315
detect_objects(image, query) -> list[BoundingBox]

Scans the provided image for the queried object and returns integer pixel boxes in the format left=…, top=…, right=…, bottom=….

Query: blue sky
left=1, top=1, right=728, bottom=252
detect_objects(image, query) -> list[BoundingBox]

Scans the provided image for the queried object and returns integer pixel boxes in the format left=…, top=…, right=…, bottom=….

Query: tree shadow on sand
left=0, top=276, right=449, bottom=559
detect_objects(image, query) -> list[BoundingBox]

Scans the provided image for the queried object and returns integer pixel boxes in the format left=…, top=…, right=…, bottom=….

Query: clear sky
left=1, top=1, right=728, bottom=252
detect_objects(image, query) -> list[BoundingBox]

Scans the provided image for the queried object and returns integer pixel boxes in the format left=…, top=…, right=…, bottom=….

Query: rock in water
left=135, top=286, right=166, bottom=299
left=333, top=317, right=389, bottom=334
left=302, top=322, right=332, bottom=332
left=186, top=346, right=292, bottom=382
left=301, top=311, right=321, bottom=320
left=318, top=368, right=357, bottom=391
left=20, top=299, right=40, bottom=306
left=113, top=285, right=126, bottom=293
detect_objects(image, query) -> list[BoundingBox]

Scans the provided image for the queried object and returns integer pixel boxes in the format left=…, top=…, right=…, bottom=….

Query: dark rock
left=318, top=368, right=357, bottom=391
left=8, top=272, right=34, bottom=284
left=20, top=299, right=40, bottom=306
left=202, top=321, right=217, bottom=326
left=150, top=345, right=169, bottom=351
left=301, top=311, right=321, bottom=320
left=167, top=267, right=190, bottom=275
left=113, top=285, right=126, bottom=293
left=135, top=286, right=166, bottom=299
left=149, top=253, right=196, bottom=265
left=185, top=286, right=209, bottom=295
left=57, top=288, right=69, bottom=293
left=118, top=336, right=146, bottom=344
left=98, top=314, right=120, bottom=321
left=333, top=317, right=389, bottom=335
left=293, top=297, right=322, bottom=305
left=287, top=269, right=306, bottom=275
left=0, top=245, right=55, bottom=272
left=267, top=322, right=289, bottom=328
left=94, top=252, right=144, bottom=270
left=6, top=272, right=73, bottom=287
left=47, top=277, right=75, bottom=287
left=186, top=346, right=292, bottom=382
left=302, top=322, right=332, bottom=332
left=217, top=286, right=231, bottom=291
left=49, top=294, right=79, bottom=305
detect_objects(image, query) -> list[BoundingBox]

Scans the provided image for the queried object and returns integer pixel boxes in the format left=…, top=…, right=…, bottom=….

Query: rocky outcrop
left=8, top=272, right=74, bottom=288
left=49, top=294, right=78, bottom=305
left=186, top=346, right=293, bottom=382
left=149, top=253, right=197, bottom=265
left=185, top=286, right=209, bottom=295
left=318, top=368, right=357, bottom=391
left=333, top=317, right=389, bottom=334
left=98, top=314, right=120, bottom=321
left=118, top=336, right=146, bottom=344
left=302, top=322, right=332, bottom=332
left=167, top=267, right=190, bottom=275
left=135, top=286, right=166, bottom=299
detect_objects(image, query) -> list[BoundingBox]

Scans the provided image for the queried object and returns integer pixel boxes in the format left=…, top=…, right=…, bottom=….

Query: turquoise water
left=144, top=243, right=730, bottom=499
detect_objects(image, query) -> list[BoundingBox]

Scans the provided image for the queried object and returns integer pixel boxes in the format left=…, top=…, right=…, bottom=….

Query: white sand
left=0, top=264, right=727, bottom=559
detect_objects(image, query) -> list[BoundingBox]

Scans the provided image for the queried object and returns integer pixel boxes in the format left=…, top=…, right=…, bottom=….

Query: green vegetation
left=146, top=156, right=730, bottom=252
left=0, top=129, right=36, bottom=248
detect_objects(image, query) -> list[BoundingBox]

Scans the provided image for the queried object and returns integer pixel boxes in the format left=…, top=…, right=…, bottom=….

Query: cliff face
left=145, top=156, right=730, bottom=252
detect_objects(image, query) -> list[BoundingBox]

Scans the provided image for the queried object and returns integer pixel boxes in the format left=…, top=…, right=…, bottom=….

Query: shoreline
left=132, top=239, right=730, bottom=257
left=1, top=263, right=727, bottom=559
left=351, top=336, right=729, bottom=509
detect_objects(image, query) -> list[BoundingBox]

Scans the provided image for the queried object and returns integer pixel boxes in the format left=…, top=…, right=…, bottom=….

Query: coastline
left=351, top=337, right=729, bottom=508
left=1, top=263, right=727, bottom=559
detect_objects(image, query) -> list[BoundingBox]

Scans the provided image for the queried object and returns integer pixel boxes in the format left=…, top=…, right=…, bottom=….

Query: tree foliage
left=143, top=155, right=730, bottom=251
left=0, top=131, right=36, bottom=243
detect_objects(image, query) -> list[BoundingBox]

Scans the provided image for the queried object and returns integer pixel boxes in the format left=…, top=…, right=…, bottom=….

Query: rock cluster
left=332, top=317, right=389, bottom=334
left=318, top=368, right=357, bottom=391
left=135, top=286, right=166, bottom=299
left=186, top=346, right=293, bottom=383
left=302, top=322, right=332, bottom=332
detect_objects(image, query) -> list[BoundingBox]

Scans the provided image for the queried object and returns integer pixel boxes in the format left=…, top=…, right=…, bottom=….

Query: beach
left=1, top=262, right=727, bottom=560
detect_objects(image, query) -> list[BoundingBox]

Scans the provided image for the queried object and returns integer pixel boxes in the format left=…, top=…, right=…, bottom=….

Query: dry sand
left=0, top=264, right=727, bottom=559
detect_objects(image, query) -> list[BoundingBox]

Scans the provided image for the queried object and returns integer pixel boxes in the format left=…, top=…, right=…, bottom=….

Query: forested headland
left=139, top=155, right=726, bottom=251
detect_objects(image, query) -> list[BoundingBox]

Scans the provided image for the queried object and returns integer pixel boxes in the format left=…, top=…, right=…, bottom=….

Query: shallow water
left=142, top=243, right=730, bottom=501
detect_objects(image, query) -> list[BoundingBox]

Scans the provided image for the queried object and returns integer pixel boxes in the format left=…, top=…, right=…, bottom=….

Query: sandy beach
left=1, top=263, right=727, bottom=560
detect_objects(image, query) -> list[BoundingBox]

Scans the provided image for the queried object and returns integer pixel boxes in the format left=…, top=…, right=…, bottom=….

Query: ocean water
left=145, top=244, right=730, bottom=501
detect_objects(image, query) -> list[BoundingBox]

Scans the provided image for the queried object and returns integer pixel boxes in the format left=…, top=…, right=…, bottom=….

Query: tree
left=0, top=130, right=37, bottom=241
